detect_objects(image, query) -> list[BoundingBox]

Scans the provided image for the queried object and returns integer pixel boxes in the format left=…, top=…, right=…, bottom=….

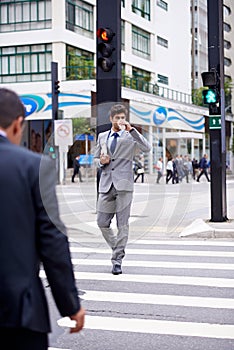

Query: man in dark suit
left=94, top=104, right=151, bottom=275
left=72, top=154, right=83, bottom=182
left=0, top=88, right=85, bottom=350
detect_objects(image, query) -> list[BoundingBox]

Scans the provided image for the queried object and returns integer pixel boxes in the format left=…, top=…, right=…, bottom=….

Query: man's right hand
left=100, top=154, right=110, bottom=165
left=69, top=306, right=85, bottom=333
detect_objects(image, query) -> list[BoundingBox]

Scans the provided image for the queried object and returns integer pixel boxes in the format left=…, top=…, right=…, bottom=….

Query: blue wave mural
left=130, top=106, right=151, bottom=123
left=20, top=93, right=91, bottom=117
left=130, top=105, right=204, bottom=130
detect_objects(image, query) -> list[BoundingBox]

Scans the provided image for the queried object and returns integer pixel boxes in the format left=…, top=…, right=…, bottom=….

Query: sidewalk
left=143, top=173, right=234, bottom=239
left=61, top=172, right=234, bottom=240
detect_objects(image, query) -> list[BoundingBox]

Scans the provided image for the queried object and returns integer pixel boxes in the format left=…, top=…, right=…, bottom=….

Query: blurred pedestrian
left=134, top=156, right=145, bottom=183
left=155, top=157, right=163, bottom=183
left=72, top=154, right=83, bottom=183
left=94, top=104, right=151, bottom=275
left=0, top=88, right=85, bottom=350
left=197, top=154, right=210, bottom=182
left=166, top=157, right=173, bottom=184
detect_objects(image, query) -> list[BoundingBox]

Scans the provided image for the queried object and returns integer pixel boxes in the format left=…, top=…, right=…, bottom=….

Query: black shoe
left=112, top=264, right=122, bottom=275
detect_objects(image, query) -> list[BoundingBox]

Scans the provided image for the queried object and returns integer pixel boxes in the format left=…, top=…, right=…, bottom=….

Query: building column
left=202, top=133, right=206, bottom=155
left=148, top=125, right=153, bottom=174
left=162, top=128, right=166, bottom=174
left=52, top=0, right=66, bottom=81
left=191, top=138, right=194, bottom=160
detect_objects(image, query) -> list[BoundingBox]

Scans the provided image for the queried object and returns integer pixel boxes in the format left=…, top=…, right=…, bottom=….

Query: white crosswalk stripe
left=46, top=239, right=234, bottom=347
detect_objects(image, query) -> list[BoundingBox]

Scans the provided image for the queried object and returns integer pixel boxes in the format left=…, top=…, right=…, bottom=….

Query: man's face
left=110, top=113, right=126, bottom=131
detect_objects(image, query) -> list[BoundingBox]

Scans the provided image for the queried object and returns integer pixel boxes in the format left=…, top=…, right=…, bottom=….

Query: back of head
left=0, top=88, right=25, bottom=129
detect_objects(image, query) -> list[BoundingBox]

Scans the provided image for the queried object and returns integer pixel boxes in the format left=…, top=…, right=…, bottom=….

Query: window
left=0, top=44, right=52, bottom=83
left=224, top=57, right=232, bottom=67
left=0, top=0, right=51, bottom=32
left=223, top=22, right=231, bottom=32
left=132, top=0, right=150, bottom=21
left=66, top=45, right=94, bottom=80
left=157, top=74, right=168, bottom=85
left=157, top=36, right=168, bottom=48
left=157, top=0, right=168, bottom=11
left=121, top=20, right=125, bottom=50
left=224, top=40, right=231, bottom=50
left=121, top=0, right=125, bottom=7
left=132, top=66, right=150, bottom=79
left=223, top=5, right=231, bottom=17
left=66, top=0, right=93, bottom=38
left=132, top=25, right=150, bottom=59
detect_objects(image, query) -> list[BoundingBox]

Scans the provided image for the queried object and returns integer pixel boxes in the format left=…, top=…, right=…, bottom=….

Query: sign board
left=54, top=119, right=73, bottom=147
left=209, top=115, right=221, bottom=129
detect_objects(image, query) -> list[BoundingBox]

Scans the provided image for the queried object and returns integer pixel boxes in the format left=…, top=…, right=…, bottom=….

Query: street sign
left=209, top=115, right=221, bottom=129
left=54, top=119, right=73, bottom=147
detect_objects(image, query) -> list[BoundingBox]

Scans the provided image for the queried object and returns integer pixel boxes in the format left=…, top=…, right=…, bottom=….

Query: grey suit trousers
left=97, top=185, right=133, bottom=266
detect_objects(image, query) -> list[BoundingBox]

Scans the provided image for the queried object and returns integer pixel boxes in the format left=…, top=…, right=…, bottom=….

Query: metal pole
left=207, top=0, right=227, bottom=221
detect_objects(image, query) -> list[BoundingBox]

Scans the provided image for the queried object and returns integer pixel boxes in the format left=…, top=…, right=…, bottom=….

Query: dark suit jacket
left=0, top=136, right=80, bottom=333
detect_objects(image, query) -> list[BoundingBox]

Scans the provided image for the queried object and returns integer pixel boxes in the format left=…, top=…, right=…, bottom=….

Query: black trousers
left=0, top=328, right=48, bottom=350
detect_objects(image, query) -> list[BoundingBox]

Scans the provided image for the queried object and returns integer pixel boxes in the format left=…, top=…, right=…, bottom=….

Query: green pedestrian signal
left=202, top=89, right=218, bottom=104
left=49, top=145, right=56, bottom=159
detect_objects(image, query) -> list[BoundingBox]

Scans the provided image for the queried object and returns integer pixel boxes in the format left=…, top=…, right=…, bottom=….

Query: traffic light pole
left=207, top=0, right=227, bottom=221
left=96, top=0, right=121, bottom=135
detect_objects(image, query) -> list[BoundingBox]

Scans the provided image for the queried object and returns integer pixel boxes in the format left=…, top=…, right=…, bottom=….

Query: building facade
left=0, top=0, right=208, bottom=174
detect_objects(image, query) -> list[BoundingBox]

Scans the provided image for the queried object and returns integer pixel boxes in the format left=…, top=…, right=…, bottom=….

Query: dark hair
left=0, top=88, right=25, bottom=129
left=110, top=104, right=128, bottom=118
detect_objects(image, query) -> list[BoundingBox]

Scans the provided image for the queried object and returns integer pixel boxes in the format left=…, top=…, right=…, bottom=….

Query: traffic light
left=97, top=27, right=115, bottom=72
left=54, top=80, right=60, bottom=94
left=202, top=88, right=219, bottom=104
left=49, top=145, right=56, bottom=159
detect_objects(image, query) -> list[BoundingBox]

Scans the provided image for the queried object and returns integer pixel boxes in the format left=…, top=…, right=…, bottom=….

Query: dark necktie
left=110, top=132, right=119, bottom=154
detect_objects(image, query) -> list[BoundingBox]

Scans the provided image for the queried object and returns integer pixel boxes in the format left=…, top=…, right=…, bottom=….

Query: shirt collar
left=0, top=130, right=7, bottom=138
left=110, top=129, right=123, bottom=137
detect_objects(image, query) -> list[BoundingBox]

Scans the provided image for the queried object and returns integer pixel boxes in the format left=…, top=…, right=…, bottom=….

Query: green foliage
left=66, top=54, right=95, bottom=80
left=192, top=87, right=205, bottom=106
left=72, top=117, right=91, bottom=136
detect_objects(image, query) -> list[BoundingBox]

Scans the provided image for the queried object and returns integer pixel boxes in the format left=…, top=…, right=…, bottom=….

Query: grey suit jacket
left=94, top=128, right=151, bottom=193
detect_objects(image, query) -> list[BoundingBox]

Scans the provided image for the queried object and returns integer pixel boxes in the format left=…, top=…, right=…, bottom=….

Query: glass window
left=0, top=44, right=52, bottom=83
left=224, top=57, right=232, bottom=67
left=132, top=0, right=150, bottom=21
left=223, top=5, right=231, bottom=17
left=157, top=0, right=168, bottom=11
left=157, top=36, right=168, bottom=48
left=66, top=0, right=94, bottom=38
left=223, top=22, right=231, bottom=32
left=66, top=45, right=94, bottom=80
left=121, top=20, right=125, bottom=50
left=0, top=0, right=52, bottom=32
left=157, top=74, right=168, bottom=85
left=132, top=25, right=150, bottom=59
left=224, top=40, right=231, bottom=49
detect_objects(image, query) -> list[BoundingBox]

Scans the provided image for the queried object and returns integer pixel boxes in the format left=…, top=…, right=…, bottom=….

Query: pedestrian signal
left=202, top=89, right=219, bottom=104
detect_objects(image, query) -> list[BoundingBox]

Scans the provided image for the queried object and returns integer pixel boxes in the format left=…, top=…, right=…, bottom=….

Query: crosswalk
left=45, top=238, right=234, bottom=349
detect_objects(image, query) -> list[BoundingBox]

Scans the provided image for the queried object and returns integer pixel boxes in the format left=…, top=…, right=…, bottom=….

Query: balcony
left=63, top=65, right=192, bottom=105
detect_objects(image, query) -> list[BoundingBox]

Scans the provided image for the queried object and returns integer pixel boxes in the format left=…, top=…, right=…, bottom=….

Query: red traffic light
left=97, top=28, right=115, bottom=42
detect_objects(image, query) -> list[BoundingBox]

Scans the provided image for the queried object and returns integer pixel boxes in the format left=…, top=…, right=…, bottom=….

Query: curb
left=179, top=218, right=234, bottom=239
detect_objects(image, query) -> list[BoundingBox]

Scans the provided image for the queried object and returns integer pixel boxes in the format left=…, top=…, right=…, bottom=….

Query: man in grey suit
left=94, top=104, right=151, bottom=275
left=0, top=88, right=85, bottom=349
